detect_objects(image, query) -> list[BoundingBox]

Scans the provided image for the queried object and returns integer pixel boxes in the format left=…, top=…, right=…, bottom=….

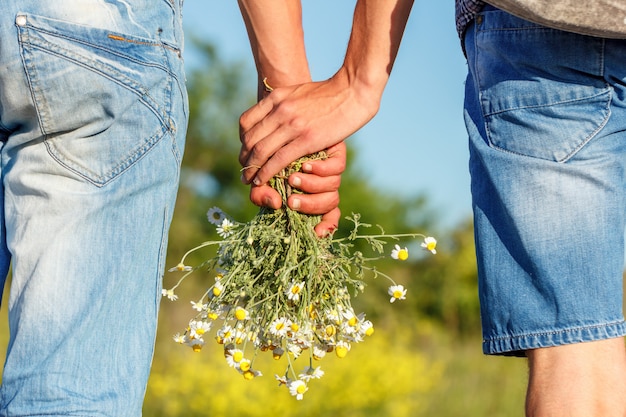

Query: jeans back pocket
left=17, top=12, right=185, bottom=186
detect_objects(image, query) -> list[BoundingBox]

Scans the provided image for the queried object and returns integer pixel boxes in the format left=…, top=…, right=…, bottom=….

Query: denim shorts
left=464, top=6, right=626, bottom=356
left=0, top=0, right=187, bottom=415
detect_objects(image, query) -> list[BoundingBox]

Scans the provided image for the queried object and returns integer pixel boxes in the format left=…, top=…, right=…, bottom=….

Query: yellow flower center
left=397, top=249, right=409, bottom=261
left=275, top=322, right=285, bottom=331
left=365, top=326, right=375, bottom=336
left=296, top=384, right=307, bottom=395
left=235, top=308, right=247, bottom=320
left=195, top=328, right=205, bottom=335
left=427, top=241, right=436, bottom=251
left=208, top=312, right=219, bottom=320
left=243, top=370, right=254, bottom=380
left=348, top=317, right=358, bottom=326
left=291, top=285, right=301, bottom=295
left=232, top=351, right=243, bottom=363
left=273, top=353, right=282, bottom=360
left=290, top=323, right=300, bottom=332
left=192, top=344, right=202, bottom=352
left=240, top=360, right=251, bottom=371
left=393, top=290, right=404, bottom=299
left=325, top=325, right=336, bottom=337
left=212, top=287, right=222, bottom=297
left=335, top=346, right=348, bottom=358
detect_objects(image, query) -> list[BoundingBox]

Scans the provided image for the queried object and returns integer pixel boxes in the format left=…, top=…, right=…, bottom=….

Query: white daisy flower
left=161, top=288, right=178, bottom=301
left=422, top=236, right=437, bottom=254
left=335, top=340, right=351, bottom=358
left=299, top=366, right=325, bottom=382
left=234, top=306, right=249, bottom=321
left=242, top=368, right=262, bottom=380
left=391, top=244, right=409, bottom=261
left=287, top=379, right=308, bottom=400
left=286, top=281, right=305, bottom=302
left=233, top=327, right=247, bottom=345
left=186, top=338, right=204, bottom=352
left=272, top=346, right=285, bottom=360
left=206, top=206, right=226, bottom=225
left=225, top=348, right=245, bottom=368
left=168, top=262, right=192, bottom=272
left=287, top=343, right=303, bottom=358
left=216, top=325, right=234, bottom=344
left=269, top=317, right=290, bottom=337
left=275, top=375, right=290, bottom=386
left=188, top=320, right=212, bottom=339
left=361, top=320, right=375, bottom=337
left=325, top=309, right=341, bottom=324
left=211, top=281, right=224, bottom=298
left=216, top=218, right=236, bottom=238
left=190, top=301, right=206, bottom=312
left=388, top=284, right=407, bottom=303
left=238, top=358, right=252, bottom=372
left=313, top=344, right=328, bottom=360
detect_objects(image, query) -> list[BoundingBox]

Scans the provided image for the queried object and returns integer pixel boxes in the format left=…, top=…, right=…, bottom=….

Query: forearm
left=238, top=0, right=414, bottom=189
left=237, top=0, right=311, bottom=97
left=337, top=0, right=414, bottom=111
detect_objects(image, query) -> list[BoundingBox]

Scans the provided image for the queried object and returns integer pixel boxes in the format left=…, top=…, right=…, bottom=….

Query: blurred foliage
left=146, top=321, right=445, bottom=417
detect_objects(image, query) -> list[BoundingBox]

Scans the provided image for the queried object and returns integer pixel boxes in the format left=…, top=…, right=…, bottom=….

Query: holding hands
left=237, top=0, right=414, bottom=236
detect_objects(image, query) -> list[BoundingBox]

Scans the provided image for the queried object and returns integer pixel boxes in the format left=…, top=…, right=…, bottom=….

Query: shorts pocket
left=17, top=12, right=184, bottom=186
left=473, top=9, right=611, bottom=162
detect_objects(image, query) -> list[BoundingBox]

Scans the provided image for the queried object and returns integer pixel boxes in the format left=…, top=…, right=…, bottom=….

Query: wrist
left=332, top=66, right=383, bottom=120
left=257, top=66, right=311, bottom=99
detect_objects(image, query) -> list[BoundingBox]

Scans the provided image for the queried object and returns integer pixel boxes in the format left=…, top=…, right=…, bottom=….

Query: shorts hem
left=483, top=320, right=626, bottom=357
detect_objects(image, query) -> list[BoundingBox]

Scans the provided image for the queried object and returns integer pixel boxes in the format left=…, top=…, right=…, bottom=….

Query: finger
left=302, top=142, right=347, bottom=177
left=249, top=184, right=283, bottom=209
left=251, top=137, right=319, bottom=185
left=314, top=207, right=341, bottom=238
left=240, top=126, right=301, bottom=184
left=239, top=95, right=275, bottom=136
left=287, top=191, right=339, bottom=216
left=239, top=97, right=281, bottom=182
left=289, top=173, right=341, bottom=194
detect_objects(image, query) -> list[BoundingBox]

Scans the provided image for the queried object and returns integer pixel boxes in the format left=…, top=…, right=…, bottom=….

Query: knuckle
left=325, top=176, right=341, bottom=190
left=239, top=112, right=251, bottom=130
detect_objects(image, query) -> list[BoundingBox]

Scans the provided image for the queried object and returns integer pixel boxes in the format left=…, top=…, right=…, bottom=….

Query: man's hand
left=239, top=71, right=378, bottom=187
left=239, top=0, right=414, bottom=186
left=248, top=142, right=346, bottom=237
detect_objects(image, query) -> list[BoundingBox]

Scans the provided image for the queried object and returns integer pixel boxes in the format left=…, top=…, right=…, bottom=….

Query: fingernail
left=240, top=173, right=247, bottom=184
left=291, top=198, right=301, bottom=210
left=291, top=176, right=302, bottom=187
left=303, top=163, right=312, bottom=172
left=253, top=177, right=261, bottom=186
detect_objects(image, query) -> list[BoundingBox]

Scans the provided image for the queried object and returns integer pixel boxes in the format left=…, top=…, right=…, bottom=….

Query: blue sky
left=182, top=1, right=471, bottom=228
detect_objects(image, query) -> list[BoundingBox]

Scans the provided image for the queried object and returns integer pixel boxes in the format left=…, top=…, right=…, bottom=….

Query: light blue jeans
left=465, top=5, right=626, bottom=356
left=0, top=0, right=187, bottom=415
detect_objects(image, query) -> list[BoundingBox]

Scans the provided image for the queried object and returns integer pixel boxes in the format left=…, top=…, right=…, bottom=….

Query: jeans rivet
left=15, top=15, right=27, bottom=27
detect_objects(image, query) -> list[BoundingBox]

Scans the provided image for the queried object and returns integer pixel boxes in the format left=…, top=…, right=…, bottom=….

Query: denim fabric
left=464, top=6, right=626, bottom=356
left=0, top=0, right=187, bottom=415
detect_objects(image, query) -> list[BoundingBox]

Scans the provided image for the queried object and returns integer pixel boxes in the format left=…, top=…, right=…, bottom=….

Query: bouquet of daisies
left=163, top=152, right=436, bottom=400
